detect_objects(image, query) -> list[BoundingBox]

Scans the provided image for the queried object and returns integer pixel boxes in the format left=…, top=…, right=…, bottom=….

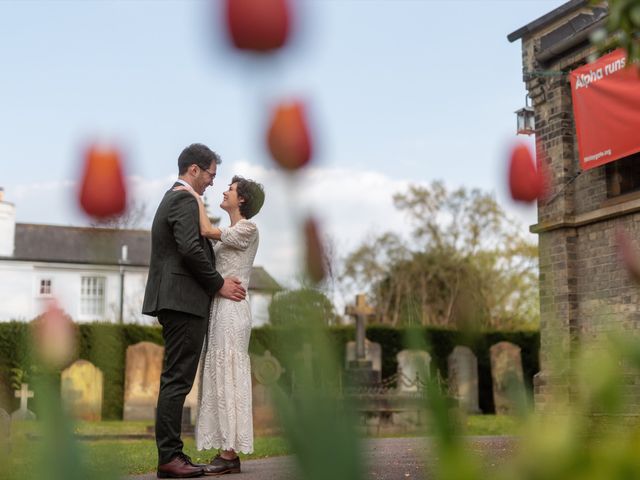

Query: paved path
left=129, top=436, right=517, bottom=480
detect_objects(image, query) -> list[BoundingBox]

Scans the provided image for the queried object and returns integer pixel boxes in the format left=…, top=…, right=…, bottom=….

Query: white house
left=0, top=190, right=281, bottom=325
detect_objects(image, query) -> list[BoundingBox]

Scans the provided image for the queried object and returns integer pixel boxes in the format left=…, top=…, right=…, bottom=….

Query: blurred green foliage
left=268, top=288, right=339, bottom=327
left=591, top=0, right=640, bottom=64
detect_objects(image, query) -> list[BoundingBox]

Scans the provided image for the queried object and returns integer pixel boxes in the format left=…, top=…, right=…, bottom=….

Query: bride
left=175, top=175, right=265, bottom=475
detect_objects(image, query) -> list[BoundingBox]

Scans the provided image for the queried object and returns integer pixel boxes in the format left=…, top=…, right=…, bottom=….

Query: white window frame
left=80, top=276, right=106, bottom=319
left=38, top=278, right=53, bottom=297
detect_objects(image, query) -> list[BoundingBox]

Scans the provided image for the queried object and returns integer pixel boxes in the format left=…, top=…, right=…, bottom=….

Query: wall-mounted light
left=515, top=95, right=535, bottom=135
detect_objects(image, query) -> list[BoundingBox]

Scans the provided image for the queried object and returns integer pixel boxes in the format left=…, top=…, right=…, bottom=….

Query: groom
left=143, top=143, right=246, bottom=478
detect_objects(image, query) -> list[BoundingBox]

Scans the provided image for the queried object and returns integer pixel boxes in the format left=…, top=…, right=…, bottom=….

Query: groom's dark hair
left=178, top=143, right=221, bottom=175
left=233, top=175, right=265, bottom=219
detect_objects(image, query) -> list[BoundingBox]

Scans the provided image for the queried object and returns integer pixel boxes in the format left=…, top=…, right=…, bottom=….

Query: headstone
left=181, top=406, right=194, bottom=434
left=490, top=341, right=525, bottom=415
left=391, top=350, right=430, bottom=428
left=447, top=346, right=481, bottom=413
left=396, top=350, right=431, bottom=392
left=123, top=341, right=164, bottom=421
left=290, top=343, right=312, bottom=392
left=61, top=359, right=103, bottom=421
left=11, top=383, right=35, bottom=421
left=345, top=340, right=382, bottom=382
left=184, top=361, right=201, bottom=425
left=0, top=408, right=11, bottom=447
left=251, top=351, right=283, bottom=434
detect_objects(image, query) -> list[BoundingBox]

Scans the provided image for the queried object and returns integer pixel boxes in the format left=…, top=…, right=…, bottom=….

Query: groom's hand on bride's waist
left=219, top=277, right=246, bottom=302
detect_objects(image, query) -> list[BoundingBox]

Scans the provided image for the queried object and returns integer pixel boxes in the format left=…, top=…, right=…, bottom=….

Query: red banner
left=570, top=49, right=640, bottom=170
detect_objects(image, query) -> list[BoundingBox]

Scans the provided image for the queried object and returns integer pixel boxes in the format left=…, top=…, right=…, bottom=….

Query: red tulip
left=267, top=101, right=312, bottom=171
left=616, top=228, right=640, bottom=283
left=508, top=142, right=545, bottom=203
left=304, top=217, right=326, bottom=283
left=225, top=0, right=291, bottom=52
left=32, top=300, right=77, bottom=369
left=79, top=144, right=127, bottom=218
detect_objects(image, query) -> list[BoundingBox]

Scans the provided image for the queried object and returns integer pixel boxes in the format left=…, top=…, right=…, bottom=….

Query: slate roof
left=3, top=223, right=282, bottom=292
left=507, top=0, right=588, bottom=42
left=507, top=0, right=608, bottom=66
left=248, top=266, right=283, bottom=292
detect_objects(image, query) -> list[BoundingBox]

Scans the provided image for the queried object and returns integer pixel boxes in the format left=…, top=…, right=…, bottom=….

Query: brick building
left=509, top=0, right=640, bottom=409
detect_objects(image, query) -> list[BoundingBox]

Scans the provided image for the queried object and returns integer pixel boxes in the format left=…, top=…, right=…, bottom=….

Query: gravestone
left=490, top=341, right=525, bottom=415
left=344, top=294, right=379, bottom=385
left=447, top=346, right=481, bottom=413
left=392, top=350, right=430, bottom=427
left=396, top=350, right=431, bottom=392
left=251, top=350, right=283, bottom=434
left=184, top=361, right=201, bottom=425
left=11, top=384, right=35, bottom=421
left=0, top=408, right=10, bottom=447
left=123, top=341, right=164, bottom=421
left=345, top=340, right=382, bottom=380
left=61, top=359, right=103, bottom=421
left=291, top=343, right=313, bottom=392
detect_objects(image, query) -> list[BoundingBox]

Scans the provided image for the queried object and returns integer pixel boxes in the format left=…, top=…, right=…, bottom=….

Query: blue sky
left=0, top=0, right=565, bottom=298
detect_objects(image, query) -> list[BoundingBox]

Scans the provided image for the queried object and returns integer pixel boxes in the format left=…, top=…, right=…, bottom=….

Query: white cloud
left=4, top=161, right=535, bottom=310
left=208, top=161, right=419, bottom=288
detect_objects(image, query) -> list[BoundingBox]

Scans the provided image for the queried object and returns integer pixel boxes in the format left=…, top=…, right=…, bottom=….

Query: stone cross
left=15, top=384, right=33, bottom=413
left=345, top=294, right=376, bottom=362
left=11, top=383, right=36, bottom=421
left=251, top=351, right=284, bottom=435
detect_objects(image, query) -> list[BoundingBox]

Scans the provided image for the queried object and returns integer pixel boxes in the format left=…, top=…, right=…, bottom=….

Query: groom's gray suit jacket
left=142, top=182, right=224, bottom=319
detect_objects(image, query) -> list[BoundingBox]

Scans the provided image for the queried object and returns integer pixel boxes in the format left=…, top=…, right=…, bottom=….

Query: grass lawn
left=3, top=415, right=518, bottom=477
left=83, top=435, right=291, bottom=475
left=464, top=414, right=519, bottom=436
left=4, top=421, right=288, bottom=478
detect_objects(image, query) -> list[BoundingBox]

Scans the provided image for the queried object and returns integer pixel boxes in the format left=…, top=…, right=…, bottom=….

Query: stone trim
left=531, top=195, right=640, bottom=234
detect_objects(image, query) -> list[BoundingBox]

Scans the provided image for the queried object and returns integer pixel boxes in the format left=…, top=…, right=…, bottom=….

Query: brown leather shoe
left=157, top=453, right=205, bottom=478
left=203, top=454, right=241, bottom=476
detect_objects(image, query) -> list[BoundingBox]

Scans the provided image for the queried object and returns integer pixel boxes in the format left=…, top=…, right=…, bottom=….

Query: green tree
left=268, top=288, right=339, bottom=327
left=591, top=0, right=640, bottom=64
left=341, top=181, right=538, bottom=329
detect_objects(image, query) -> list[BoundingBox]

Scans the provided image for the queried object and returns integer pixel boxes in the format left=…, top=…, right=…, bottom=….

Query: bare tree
left=90, top=199, right=148, bottom=229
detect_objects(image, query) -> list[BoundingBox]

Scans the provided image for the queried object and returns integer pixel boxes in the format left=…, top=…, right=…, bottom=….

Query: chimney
left=0, top=188, right=16, bottom=257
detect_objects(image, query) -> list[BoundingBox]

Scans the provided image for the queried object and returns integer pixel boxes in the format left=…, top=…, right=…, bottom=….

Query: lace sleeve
left=219, top=220, right=258, bottom=250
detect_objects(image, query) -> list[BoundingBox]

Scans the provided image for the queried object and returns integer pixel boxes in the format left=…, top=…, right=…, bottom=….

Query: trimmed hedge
left=0, top=322, right=538, bottom=418
left=0, top=323, right=164, bottom=419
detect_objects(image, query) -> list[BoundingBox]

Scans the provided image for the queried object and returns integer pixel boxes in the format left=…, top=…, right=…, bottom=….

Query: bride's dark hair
left=232, top=176, right=265, bottom=219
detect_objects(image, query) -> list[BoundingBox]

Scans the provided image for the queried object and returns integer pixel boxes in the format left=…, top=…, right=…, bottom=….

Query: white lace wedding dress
left=195, top=219, right=258, bottom=454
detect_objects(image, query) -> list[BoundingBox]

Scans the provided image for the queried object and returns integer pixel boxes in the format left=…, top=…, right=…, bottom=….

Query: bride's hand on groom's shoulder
left=173, top=185, right=201, bottom=201
left=173, top=185, right=193, bottom=193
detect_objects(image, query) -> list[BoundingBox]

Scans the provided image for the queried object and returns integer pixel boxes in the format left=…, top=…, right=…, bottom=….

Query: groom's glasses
left=198, top=165, right=216, bottom=179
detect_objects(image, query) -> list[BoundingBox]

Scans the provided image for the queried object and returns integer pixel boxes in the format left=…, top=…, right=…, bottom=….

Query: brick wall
left=518, top=7, right=640, bottom=412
